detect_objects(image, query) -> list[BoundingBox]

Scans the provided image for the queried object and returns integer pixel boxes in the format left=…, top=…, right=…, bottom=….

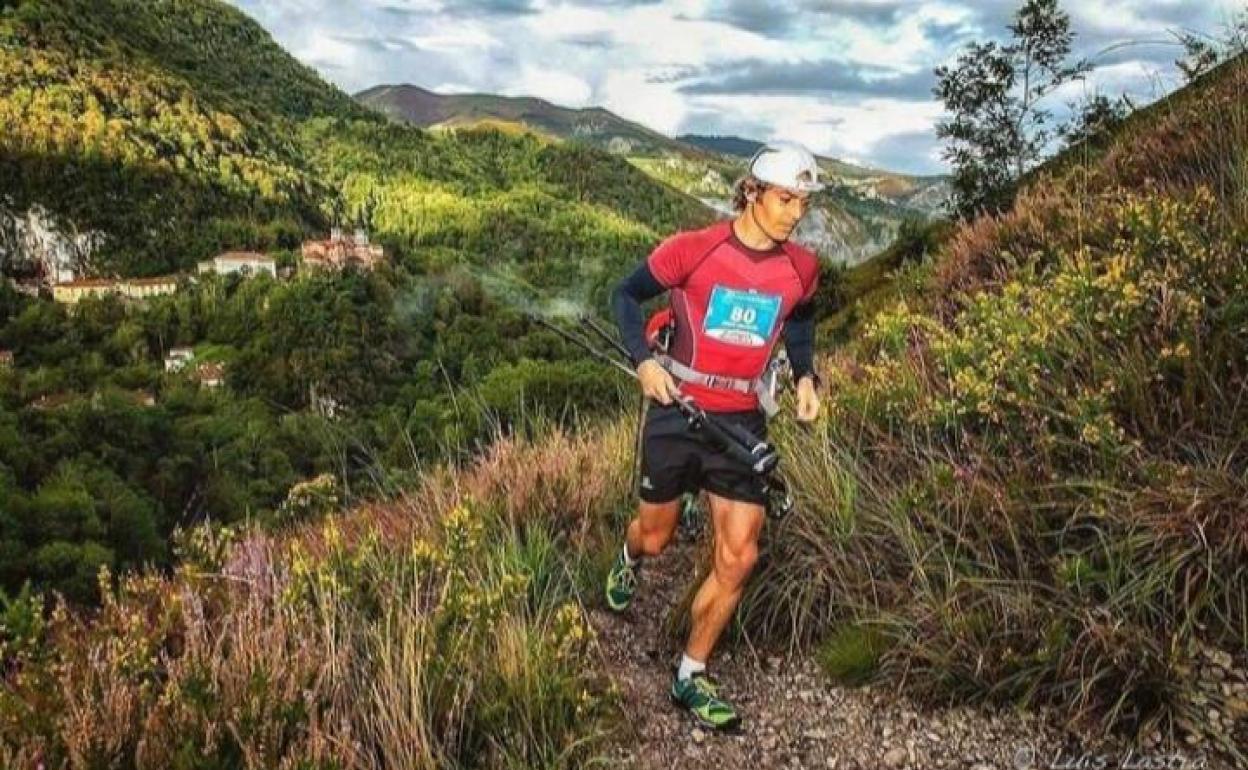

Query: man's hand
left=637, top=358, right=681, bottom=405
left=795, top=375, right=820, bottom=422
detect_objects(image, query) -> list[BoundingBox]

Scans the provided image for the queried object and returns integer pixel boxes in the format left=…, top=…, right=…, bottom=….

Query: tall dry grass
left=734, top=55, right=1248, bottom=764
left=0, top=417, right=636, bottom=769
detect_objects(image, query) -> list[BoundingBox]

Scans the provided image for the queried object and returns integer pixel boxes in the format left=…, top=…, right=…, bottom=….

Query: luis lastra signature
left=1013, top=745, right=1210, bottom=770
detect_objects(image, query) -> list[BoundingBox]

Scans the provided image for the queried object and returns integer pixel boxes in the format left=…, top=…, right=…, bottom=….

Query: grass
left=818, top=218, right=954, bottom=348
left=816, top=623, right=890, bottom=686
left=732, top=53, right=1248, bottom=764
left=0, top=417, right=638, bottom=769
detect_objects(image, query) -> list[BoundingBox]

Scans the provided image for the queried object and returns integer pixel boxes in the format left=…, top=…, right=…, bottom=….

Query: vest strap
left=657, top=355, right=782, bottom=417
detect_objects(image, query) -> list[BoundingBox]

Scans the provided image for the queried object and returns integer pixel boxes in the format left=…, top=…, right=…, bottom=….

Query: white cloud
left=688, top=92, right=946, bottom=170
left=1056, top=59, right=1176, bottom=105
left=510, top=67, right=594, bottom=105
left=432, top=81, right=484, bottom=94
left=226, top=0, right=1243, bottom=175
left=405, top=26, right=500, bottom=53
left=297, top=33, right=359, bottom=72
left=602, top=69, right=689, bottom=134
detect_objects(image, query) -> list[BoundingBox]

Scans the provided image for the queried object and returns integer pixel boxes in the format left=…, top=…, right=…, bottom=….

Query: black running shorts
left=638, top=402, right=769, bottom=507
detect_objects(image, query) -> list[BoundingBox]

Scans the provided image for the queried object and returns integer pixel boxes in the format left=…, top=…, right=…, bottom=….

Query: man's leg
left=606, top=498, right=680, bottom=612
left=669, top=490, right=762, bottom=731
left=685, top=491, right=764, bottom=664
left=626, top=499, right=681, bottom=558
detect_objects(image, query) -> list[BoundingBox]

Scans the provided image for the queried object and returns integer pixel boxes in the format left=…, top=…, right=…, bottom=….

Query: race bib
left=703, top=285, right=782, bottom=347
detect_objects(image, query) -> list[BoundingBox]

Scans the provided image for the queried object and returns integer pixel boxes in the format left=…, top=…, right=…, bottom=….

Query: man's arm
left=610, top=261, right=666, bottom=367
left=784, top=300, right=820, bottom=388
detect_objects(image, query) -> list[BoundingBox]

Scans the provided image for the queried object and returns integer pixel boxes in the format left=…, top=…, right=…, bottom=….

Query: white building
left=197, top=251, right=276, bottom=278
left=164, top=347, right=194, bottom=372
left=52, top=276, right=178, bottom=305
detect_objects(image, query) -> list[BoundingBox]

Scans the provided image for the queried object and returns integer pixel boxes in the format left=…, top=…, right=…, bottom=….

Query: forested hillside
left=0, top=0, right=356, bottom=276
left=0, top=0, right=713, bottom=600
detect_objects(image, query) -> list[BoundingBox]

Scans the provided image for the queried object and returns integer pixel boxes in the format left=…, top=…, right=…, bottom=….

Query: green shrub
left=816, top=623, right=890, bottom=686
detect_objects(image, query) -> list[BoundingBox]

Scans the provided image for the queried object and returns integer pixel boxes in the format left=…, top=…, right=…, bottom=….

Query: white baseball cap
left=747, top=140, right=825, bottom=193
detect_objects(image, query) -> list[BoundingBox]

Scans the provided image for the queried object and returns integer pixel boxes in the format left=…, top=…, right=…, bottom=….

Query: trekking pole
left=532, top=313, right=795, bottom=519
left=531, top=315, right=639, bottom=380
left=578, top=314, right=785, bottom=478
left=579, top=315, right=635, bottom=365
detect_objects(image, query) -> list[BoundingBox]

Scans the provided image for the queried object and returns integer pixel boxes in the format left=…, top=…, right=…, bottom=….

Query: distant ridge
left=676, top=134, right=763, bottom=158
left=354, top=84, right=711, bottom=159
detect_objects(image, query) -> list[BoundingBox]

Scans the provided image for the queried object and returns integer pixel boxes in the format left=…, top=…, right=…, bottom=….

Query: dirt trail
left=586, top=534, right=1215, bottom=770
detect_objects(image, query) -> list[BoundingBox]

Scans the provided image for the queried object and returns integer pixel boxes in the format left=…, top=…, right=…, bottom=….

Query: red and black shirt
left=612, top=220, right=819, bottom=412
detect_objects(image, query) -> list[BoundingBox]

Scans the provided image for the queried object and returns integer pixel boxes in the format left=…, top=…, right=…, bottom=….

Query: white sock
left=677, top=653, right=706, bottom=681
left=622, top=542, right=639, bottom=566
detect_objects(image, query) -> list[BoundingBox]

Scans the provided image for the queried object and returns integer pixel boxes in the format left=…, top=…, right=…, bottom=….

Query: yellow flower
left=1080, top=423, right=1102, bottom=444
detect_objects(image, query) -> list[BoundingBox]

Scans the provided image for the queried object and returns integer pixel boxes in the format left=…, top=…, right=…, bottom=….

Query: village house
left=301, top=228, right=384, bottom=272
left=164, top=347, right=195, bottom=372
left=30, top=392, right=75, bottom=411
left=125, top=276, right=179, bottom=299
left=52, top=278, right=119, bottom=304
left=165, top=348, right=225, bottom=389
left=52, top=276, right=178, bottom=305
left=195, top=361, right=225, bottom=388
left=197, top=251, right=277, bottom=278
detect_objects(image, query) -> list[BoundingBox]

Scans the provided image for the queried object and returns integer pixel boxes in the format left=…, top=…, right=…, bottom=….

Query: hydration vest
left=644, top=305, right=787, bottom=417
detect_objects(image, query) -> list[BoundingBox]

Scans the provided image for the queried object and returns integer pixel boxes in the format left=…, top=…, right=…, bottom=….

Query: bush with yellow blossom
left=755, top=183, right=1248, bottom=764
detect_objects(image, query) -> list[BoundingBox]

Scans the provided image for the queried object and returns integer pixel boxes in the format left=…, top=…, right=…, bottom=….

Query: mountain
left=355, top=87, right=952, bottom=265
left=0, top=0, right=354, bottom=277
left=676, top=133, right=765, bottom=158
left=354, top=84, right=710, bottom=159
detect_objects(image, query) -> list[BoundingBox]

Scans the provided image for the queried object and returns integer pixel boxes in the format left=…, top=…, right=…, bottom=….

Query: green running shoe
left=604, top=549, right=638, bottom=612
left=669, top=672, right=742, bottom=732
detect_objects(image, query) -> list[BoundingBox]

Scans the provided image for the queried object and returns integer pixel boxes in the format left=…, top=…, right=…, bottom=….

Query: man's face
left=754, top=184, right=812, bottom=241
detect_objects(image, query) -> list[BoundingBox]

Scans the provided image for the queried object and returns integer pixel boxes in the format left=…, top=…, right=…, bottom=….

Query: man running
left=606, top=140, right=824, bottom=732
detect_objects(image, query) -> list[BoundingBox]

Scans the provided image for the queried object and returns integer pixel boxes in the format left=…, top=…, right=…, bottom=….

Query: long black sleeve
left=784, top=300, right=817, bottom=382
left=610, top=262, right=666, bottom=367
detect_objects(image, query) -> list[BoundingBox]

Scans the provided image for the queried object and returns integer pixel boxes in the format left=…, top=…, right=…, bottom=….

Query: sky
left=227, top=0, right=1245, bottom=175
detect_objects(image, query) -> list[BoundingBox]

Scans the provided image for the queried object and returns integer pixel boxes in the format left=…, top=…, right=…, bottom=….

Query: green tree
left=933, top=0, right=1089, bottom=218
